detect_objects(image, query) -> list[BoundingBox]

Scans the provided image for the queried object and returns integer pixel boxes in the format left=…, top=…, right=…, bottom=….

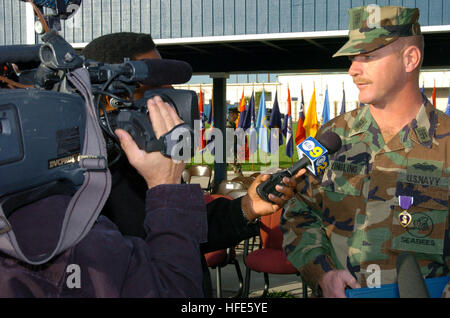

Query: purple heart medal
left=398, top=196, right=413, bottom=228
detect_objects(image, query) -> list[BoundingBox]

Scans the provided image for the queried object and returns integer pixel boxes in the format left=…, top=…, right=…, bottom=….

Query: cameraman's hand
left=115, top=96, right=186, bottom=189
left=241, top=169, right=306, bottom=222
left=319, top=270, right=361, bottom=298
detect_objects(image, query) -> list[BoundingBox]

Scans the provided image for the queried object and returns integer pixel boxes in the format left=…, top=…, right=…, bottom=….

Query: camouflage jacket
left=281, top=99, right=449, bottom=293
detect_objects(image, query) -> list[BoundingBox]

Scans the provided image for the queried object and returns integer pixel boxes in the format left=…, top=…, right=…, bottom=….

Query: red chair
left=203, top=194, right=243, bottom=298
left=242, top=208, right=308, bottom=298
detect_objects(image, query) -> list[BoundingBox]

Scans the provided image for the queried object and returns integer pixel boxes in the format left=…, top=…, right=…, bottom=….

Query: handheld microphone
left=256, top=131, right=342, bottom=203
left=397, top=252, right=430, bottom=298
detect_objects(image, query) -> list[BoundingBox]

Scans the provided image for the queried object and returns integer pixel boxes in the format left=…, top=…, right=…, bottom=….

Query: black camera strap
left=0, top=68, right=111, bottom=265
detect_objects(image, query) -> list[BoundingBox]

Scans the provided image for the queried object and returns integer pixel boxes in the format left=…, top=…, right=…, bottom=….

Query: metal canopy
left=156, top=32, right=450, bottom=74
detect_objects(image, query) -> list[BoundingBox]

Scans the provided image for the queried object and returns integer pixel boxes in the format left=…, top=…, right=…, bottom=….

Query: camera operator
left=0, top=91, right=207, bottom=297
left=82, top=32, right=306, bottom=297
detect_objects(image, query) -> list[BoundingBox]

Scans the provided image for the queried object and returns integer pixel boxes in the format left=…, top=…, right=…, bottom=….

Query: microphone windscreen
left=0, top=45, right=41, bottom=64
left=397, top=252, right=430, bottom=298
left=317, top=131, right=342, bottom=155
left=139, top=59, right=193, bottom=86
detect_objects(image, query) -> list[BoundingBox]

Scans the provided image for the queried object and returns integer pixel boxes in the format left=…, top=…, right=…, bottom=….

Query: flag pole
left=200, top=85, right=204, bottom=164
left=294, top=83, right=298, bottom=122
left=263, top=81, right=266, bottom=169
left=287, top=82, right=293, bottom=166
left=252, top=83, right=255, bottom=171
left=252, top=152, right=254, bottom=171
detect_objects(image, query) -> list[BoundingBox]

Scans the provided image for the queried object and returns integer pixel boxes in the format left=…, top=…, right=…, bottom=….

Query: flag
left=269, top=91, right=283, bottom=146
left=247, top=92, right=258, bottom=155
left=303, top=87, right=319, bottom=138
left=445, top=87, right=450, bottom=116
left=295, top=86, right=306, bottom=145
left=432, top=82, right=436, bottom=108
left=322, top=88, right=330, bottom=125
left=237, top=91, right=250, bottom=161
left=340, top=88, right=346, bottom=115
left=198, top=90, right=206, bottom=152
left=256, top=89, right=270, bottom=153
left=237, top=91, right=246, bottom=128
left=281, top=87, right=290, bottom=137
left=285, top=87, right=293, bottom=158
left=207, top=99, right=214, bottom=125
left=205, top=97, right=216, bottom=155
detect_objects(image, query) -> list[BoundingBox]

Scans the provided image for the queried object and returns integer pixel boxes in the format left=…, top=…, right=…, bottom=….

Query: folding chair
left=181, top=169, right=191, bottom=184
left=215, top=180, right=246, bottom=196
left=226, top=190, right=248, bottom=199
left=242, top=208, right=309, bottom=298
left=231, top=176, right=255, bottom=189
left=249, top=172, right=261, bottom=178
left=188, top=165, right=213, bottom=192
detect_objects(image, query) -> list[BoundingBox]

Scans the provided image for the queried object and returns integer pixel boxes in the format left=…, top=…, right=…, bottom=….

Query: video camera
left=0, top=1, right=199, bottom=198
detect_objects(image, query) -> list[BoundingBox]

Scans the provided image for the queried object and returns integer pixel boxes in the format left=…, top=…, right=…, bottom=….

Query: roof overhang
left=72, top=26, right=450, bottom=74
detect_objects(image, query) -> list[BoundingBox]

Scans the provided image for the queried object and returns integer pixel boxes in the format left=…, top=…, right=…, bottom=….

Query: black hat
left=228, top=107, right=239, bottom=114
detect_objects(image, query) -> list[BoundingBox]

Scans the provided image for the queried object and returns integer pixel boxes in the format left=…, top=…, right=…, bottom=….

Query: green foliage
left=266, top=290, right=297, bottom=298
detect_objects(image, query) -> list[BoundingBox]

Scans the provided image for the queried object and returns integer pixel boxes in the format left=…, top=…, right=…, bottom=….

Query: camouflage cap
left=333, top=5, right=421, bottom=57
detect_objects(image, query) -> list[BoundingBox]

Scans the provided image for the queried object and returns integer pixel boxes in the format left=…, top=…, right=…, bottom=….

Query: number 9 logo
left=316, top=161, right=328, bottom=173
left=309, top=146, right=323, bottom=158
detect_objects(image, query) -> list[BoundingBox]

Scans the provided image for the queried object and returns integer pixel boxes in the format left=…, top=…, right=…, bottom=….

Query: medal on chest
left=398, top=196, right=413, bottom=228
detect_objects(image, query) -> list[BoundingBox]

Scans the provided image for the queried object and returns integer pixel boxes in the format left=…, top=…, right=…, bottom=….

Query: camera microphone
left=256, top=131, right=342, bottom=203
left=0, top=45, right=42, bottom=65
left=136, top=59, right=193, bottom=87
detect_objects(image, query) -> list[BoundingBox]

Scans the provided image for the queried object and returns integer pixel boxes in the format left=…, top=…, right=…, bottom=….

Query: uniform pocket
left=321, top=169, right=365, bottom=196
left=391, top=187, right=448, bottom=255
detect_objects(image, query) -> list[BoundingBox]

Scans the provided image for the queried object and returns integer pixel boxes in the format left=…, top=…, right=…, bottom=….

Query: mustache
left=353, top=77, right=372, bottom=85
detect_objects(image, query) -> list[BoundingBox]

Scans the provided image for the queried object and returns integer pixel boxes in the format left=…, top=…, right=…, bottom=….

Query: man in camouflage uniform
left=281, top=5, right=449, bottom=297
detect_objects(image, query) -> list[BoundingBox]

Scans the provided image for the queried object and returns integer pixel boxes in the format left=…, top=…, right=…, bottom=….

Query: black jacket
left=101, top=159, right=260, bottom=296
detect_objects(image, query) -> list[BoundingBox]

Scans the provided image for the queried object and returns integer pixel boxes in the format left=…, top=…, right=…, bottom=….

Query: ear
left=402, top=45, right=421, bottom=73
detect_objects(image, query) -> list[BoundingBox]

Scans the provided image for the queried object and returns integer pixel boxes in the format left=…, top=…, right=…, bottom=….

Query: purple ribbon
left=399, top=196, right=413, bottom=210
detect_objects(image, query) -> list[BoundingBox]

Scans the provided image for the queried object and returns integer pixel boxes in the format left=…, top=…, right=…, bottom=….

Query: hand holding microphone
left=256, top=131, right=342, bottom=203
